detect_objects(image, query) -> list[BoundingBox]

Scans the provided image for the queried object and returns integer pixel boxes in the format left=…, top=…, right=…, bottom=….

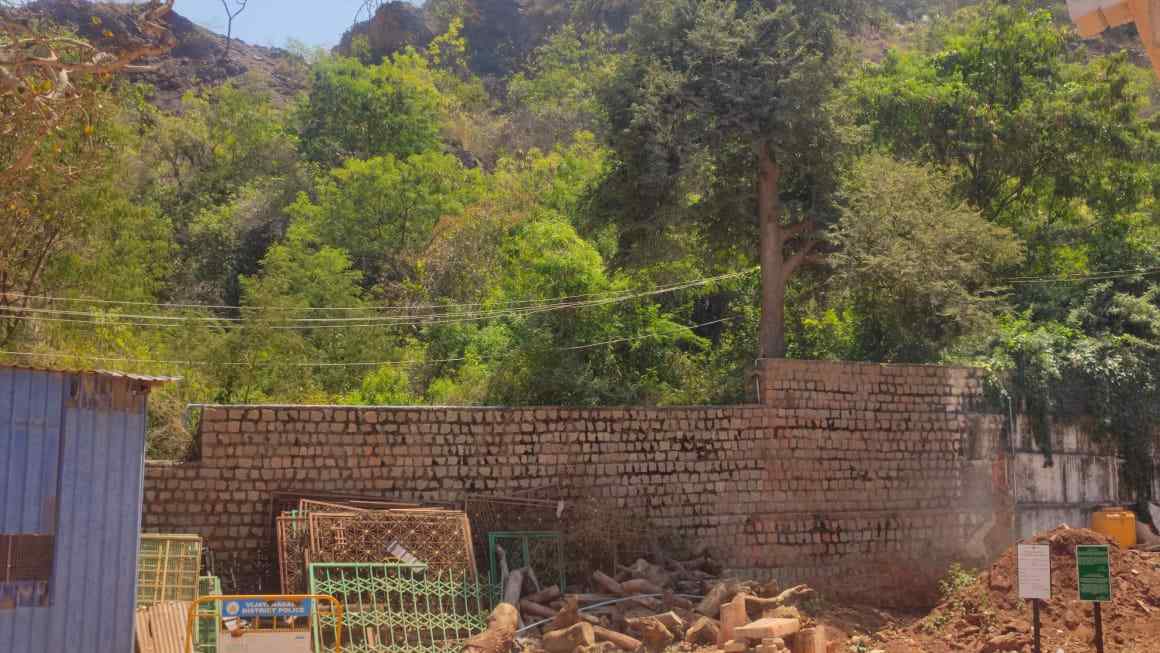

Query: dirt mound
left=875, top=526, right=1160, bottom=653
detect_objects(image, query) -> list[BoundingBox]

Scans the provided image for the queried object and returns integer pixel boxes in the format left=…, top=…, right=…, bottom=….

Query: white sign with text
left=1018, top=544, right=1052, bottom=600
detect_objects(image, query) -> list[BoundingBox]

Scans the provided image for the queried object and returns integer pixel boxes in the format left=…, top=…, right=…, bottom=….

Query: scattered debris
left=489, top=549, right=830, bottom=653
left=873, top=526, right=1160, bottom=653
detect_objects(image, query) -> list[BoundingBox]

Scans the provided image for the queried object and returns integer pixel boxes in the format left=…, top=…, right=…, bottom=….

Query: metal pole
left=1032, top=599, right=1041, bottom=653
left=1094, top=602, right=1104, bottom=653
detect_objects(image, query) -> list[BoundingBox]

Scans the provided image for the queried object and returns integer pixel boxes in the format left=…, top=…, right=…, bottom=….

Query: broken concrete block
left=761, top=637, right=786, bottom=648
left=734, top=618, right=800, bottom=641
left=722, top=639, right=749, bottom=653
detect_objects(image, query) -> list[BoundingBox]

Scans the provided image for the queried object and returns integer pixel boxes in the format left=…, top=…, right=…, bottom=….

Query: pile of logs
left=464, top=550, right=828, bottom=653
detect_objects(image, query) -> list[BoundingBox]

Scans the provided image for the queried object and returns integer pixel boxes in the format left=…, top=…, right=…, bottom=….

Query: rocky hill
left=20, top=0, right=308, bottom=110
left=17, top=0, right=1149, bottom=112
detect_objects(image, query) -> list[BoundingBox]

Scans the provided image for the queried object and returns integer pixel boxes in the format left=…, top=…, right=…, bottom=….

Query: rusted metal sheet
left=0, top=365, right=167, bottom=653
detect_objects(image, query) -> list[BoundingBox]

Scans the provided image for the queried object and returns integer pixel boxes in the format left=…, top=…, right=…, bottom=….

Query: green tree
left=507, top=25, right=620, bottom=146
left=222, top=221, right=394, bottom=400
left=287, top=152, right=485, bottom=284
left=830, top=155, right=1023, bottom=361
left=424, top=214, right=702, bottom=405
left=600, top=0, right=865, bottom=358
left=296, top=52, right=443, bottom=166
left=850, top=3, right=1157, bottom=283
left=146, top=83, right=300, bottom=225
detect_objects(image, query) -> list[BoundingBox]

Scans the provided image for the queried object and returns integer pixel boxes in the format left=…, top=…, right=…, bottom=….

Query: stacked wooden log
left=465, top=551, right=829, bottom=653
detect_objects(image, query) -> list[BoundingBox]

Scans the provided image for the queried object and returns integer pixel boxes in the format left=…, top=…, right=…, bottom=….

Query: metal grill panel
left=308, top=563, right=498, bottom=653
left=308, top=511, right=476, bottom=576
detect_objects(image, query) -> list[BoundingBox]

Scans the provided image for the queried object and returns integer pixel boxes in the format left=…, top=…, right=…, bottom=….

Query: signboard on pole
left=1018, top=544, right=1052, bottom=600
left=1077, top=545, right=1112, bottom=602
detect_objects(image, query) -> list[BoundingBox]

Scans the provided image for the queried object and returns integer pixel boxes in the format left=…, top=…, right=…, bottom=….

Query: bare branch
left=780, top=218, right=818, bottom=246
left=783, top=239, right=824, bottom=278
left=0, top=0, right=176, bottom=182
left=219, top=0, right=249, bottom=61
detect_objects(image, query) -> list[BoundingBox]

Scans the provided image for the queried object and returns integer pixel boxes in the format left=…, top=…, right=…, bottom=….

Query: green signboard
left=1076, top=545, right=1112, bottom=602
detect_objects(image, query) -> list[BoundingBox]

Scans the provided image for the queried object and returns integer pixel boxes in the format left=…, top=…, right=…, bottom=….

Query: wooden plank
left=135, top=608, right=156, bottom=653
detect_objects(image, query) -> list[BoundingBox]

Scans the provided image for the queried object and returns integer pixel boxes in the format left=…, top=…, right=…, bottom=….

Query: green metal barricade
left=195, top=576, right=221, bottom=653
left=308, top=563, right=498, bottom=653
left=487, top=531, right=564, bottom=591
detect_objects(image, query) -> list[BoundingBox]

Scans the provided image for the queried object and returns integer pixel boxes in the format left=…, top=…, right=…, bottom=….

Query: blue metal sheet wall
left=0, top=368, right=147, bottom=653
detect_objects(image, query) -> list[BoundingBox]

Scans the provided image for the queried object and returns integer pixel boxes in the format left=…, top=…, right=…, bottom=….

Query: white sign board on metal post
left=1018, top=544, right=1052, bottom=600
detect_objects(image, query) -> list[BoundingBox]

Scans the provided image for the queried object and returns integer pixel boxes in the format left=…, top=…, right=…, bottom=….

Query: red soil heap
left=879, top=526, right=1160, bottom=653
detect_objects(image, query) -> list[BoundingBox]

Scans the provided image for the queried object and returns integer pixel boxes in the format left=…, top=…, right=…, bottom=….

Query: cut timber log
left=593, top=571, right=625, bottom=595
left=552, top=596, right=582, bottom=631
left=662, top=591, right=694, bottom=611
left=593, top=625, right=643, bottom=652
left=650, top=611, right=686, bottom=638
left=719, top=596, right=749, bottom=645
left=543, top=622, right=596, bottom=653
left=786, top=626, right=827, bottom=653
left=697, top=580, right=743, bottom=617
left=621, top=579, right=664, bottom=596
left=734, top=618, right=801, bottom=641
left=521, top=600, right=558, bottom=620
left=527, top=585, right=562, bottom=604
left=685, top=616, right=721, bottom=645
left=568, top=594, right=621, bottom=605
left=618, top=559, right=671, bottom=588
left=503, top=568, right=529, bottom=606
left=462, top=603, right=519, bottom=653
left=626, top=617, right=674, bottom=653
left=743, top=586, right=815, bottom=613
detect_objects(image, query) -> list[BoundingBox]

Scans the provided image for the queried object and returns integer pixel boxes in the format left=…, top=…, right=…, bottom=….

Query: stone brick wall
left=141, top=359, right=1003, bottom=607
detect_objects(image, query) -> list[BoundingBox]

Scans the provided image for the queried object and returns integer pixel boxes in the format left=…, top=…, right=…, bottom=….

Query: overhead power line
left=0, top=270, right=756, bottom=329
left=0, top=269, right=758, bottom=315
left=999, top=267, right=1160, bottom=285
left=0, top=316, right=739, bottom=370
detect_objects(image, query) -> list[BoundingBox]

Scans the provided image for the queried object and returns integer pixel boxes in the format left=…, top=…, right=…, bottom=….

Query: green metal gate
left=307, top=563, right=499, bottom=653
left=486, top=531, right=564, bottom=591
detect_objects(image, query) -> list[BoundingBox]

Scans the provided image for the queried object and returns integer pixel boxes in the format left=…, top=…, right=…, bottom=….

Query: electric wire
left=998, top=267, right=1160, bottom=285
left=0, top=316, right=740, bottom=369
left=0, top=274, right=743, bottom=327
left=0, top=268, right=757, bottom=315
left=0, top=278, right=742, bottom=330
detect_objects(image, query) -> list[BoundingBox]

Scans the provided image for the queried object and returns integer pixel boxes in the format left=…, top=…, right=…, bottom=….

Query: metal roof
left=0, top=363, right=179, bottom=385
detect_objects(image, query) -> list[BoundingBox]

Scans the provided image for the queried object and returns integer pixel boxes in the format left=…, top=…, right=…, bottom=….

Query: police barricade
left=184, top=594, right=344, bottom=653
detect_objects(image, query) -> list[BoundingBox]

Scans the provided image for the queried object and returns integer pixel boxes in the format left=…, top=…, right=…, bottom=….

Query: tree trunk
left=756, top=141, right=787, bottom=359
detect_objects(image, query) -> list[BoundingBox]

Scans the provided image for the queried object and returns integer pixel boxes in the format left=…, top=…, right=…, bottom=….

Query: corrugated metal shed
left=0, top=365, right=172, bottom=653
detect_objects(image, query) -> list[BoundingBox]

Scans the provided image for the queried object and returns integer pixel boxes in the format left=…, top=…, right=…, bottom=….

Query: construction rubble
left=466, top=549, right=834, bottom=653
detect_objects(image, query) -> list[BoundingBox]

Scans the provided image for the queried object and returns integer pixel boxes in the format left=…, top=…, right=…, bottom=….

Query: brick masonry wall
left=142, top=359, right=1002, bottom=607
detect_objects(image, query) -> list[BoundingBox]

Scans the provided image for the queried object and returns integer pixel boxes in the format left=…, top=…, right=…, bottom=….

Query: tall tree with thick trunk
left=600, top=0, right=862, bottom=358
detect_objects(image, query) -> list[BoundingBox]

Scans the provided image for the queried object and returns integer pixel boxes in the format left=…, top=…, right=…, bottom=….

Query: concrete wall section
left=1008, top=416, right=1126, bottom=539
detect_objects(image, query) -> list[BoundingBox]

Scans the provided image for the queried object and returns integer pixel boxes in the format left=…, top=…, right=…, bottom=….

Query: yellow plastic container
left=1092, top=507, right=1137, bottom=549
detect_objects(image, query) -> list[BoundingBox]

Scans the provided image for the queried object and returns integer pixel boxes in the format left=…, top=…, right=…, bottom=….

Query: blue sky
left=167, top=1, right=418, bottom=48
